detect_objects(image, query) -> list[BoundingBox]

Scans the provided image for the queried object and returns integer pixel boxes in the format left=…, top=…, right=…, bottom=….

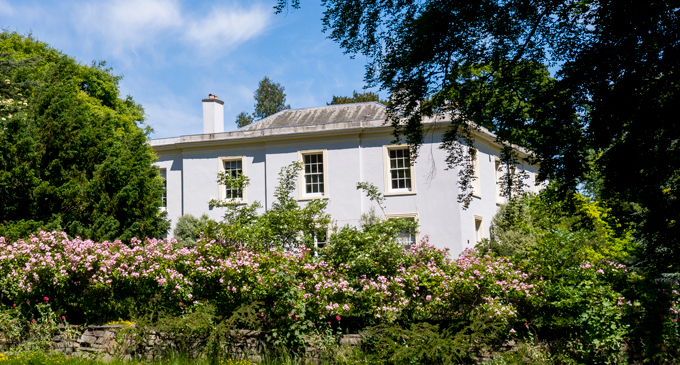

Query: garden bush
left=480, top=191, right=680, bottom=363
left=0, top=173, right=678, bottom=363
left=173, top=214, right=217, bottom=246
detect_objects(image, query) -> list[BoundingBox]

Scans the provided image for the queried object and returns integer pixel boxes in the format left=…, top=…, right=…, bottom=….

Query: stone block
left=81, top=335, right=97, bottom=344
left=101, top=354, right=114, bottom=363
left=80, top=346, right=103, bottom=353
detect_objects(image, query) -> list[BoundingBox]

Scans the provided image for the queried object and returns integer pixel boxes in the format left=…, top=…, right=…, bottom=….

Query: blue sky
left=0, top=0, right=377, bottom=138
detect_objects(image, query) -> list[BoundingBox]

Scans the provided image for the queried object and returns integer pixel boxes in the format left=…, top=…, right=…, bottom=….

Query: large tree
left=0, top=32, right=169, bottom=241
left=276, top=0, right=680, bottom=274
left=235, top=76, right=290, bottom=128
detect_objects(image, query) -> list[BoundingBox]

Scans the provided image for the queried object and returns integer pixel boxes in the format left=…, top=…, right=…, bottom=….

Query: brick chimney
left=202, top=94, right=224, bottom=134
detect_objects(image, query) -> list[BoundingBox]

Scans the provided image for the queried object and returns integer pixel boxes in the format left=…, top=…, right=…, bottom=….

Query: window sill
left=221, top=199, right=248, bottom=206
left=298, top=195, right=329, bottom=201
left=385, top=190, right=417, bottom=196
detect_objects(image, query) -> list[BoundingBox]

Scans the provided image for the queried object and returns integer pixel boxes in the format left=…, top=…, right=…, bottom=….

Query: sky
left=0, top=0, right=378, bottom=138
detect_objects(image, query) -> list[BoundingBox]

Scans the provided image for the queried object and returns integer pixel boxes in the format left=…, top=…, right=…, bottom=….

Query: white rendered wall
left=153, top=129, right=539, bottom=257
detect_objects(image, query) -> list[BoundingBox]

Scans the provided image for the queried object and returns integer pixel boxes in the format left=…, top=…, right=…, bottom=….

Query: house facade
left=151, top=97, right=539, bottom=256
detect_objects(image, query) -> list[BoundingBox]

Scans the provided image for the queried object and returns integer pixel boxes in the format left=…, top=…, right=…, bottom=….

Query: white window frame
left=385, top=212, right=419, bottom=247
left=474, top=215, right=484, bottom=242
left=383, top=145, right=417, bottom=196
left=298, top=149, right=329, bottom=200
left=471, top=152, right=481, bottom=198
left=218, top=156, right=247, bottom=204
left=159, top=168, right=167, bottom=211
left=313, top=224, right=331, bottom=249
left=494, top=157, right=506, bottom=205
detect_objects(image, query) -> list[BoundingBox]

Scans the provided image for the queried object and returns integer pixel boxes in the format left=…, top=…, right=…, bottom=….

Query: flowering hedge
left=1, top=229, right=677, bottom=362
left=0, top=231, right=540, bottom=330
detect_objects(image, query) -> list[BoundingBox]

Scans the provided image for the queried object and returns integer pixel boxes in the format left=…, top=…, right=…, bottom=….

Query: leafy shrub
left=210, top=162, right=330, bottom=252
left=173, top=214, right=216, bottom=246
left=0, top=298, right=80, bottom=351
left=480, top=192, right=636, bottom=263
left=478, top=191, right=642, bottom=363
left=0, top=219, right=62, bottom=243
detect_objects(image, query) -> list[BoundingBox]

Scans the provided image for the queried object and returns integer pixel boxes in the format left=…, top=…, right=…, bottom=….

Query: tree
left=0, top=32, right=169, bottom=241
left=276, top=0, right=680, bottom=275
left=235, top=111, right=254, bottom=129
left=209, top=162, right=330, bottom=252
left=234, top=76, right=290, bottom=128
left=327, top=90, right=386, bottom=105
left=253, top=76, right=290, bottom=119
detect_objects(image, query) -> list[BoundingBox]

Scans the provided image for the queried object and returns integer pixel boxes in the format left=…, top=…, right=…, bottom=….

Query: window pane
left=302, top=153, right=325, bottom=195
left=388, top=148, right=412, bottom=191
left=223, top=160, right=244, bottom=199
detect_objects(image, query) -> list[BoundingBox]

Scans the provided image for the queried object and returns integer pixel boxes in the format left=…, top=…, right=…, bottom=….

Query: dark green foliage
left=235, top=111, right=255, bottom=128
left=280, top=0, right=680, bottom=275
left=479, top=192, right=641, bottom=363
left=253, top=76, right=290, bottom=120
left=328, top=90, right=386, bottom=105
left=0, top=32, right=169, bottom=241
left=361, top=316, right=507, bottom=364
left=0, top=219, right=62, bottom=243
left=234, top=76, right=290, bottom=129
left=119, top=302, right=264, bottom=359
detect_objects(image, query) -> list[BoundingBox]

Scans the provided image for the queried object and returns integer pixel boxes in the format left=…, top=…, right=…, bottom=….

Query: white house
left=150, top=96, right=539, bottom=256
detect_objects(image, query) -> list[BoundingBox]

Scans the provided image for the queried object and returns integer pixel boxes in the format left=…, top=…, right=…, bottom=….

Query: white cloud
left=72, top=0, right=270, bottom=57
left=184, top=5, right=270, bottom=52
left=76, top=0, right=182, bottom=52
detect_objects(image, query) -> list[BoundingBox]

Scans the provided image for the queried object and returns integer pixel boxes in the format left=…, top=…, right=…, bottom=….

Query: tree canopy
left=235, top=76, right=290, bottom=128
left=327, top=90, right=386, bottom=105
left=275, top=0, right=680, bottom=275
left=0, top=32, right=169, bottom=241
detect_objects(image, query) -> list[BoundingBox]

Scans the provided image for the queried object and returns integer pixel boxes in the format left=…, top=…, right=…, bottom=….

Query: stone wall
left=47, top=325, right=363, bottom=363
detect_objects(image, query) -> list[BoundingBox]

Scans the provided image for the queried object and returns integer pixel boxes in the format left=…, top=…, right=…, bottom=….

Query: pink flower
left=426, top=295, right=432, bottom=301
left=44, top=297, right=49, bottom=301
left=328, top=322, right=331, bottom=325
left=509, top=328, right=516, bottom=333
left=12, top=304, right=15, bottom=307
left=62, top=316, right=66, bottom=320
left=336, top=316, right=341, bottom=321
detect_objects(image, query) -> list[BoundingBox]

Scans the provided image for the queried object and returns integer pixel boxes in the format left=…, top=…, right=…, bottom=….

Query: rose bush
left=0, top=229, right=540, bottom=348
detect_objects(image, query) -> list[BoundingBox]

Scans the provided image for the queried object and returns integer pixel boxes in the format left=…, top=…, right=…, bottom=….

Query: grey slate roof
left=238, top=102, right=387, bottom=131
